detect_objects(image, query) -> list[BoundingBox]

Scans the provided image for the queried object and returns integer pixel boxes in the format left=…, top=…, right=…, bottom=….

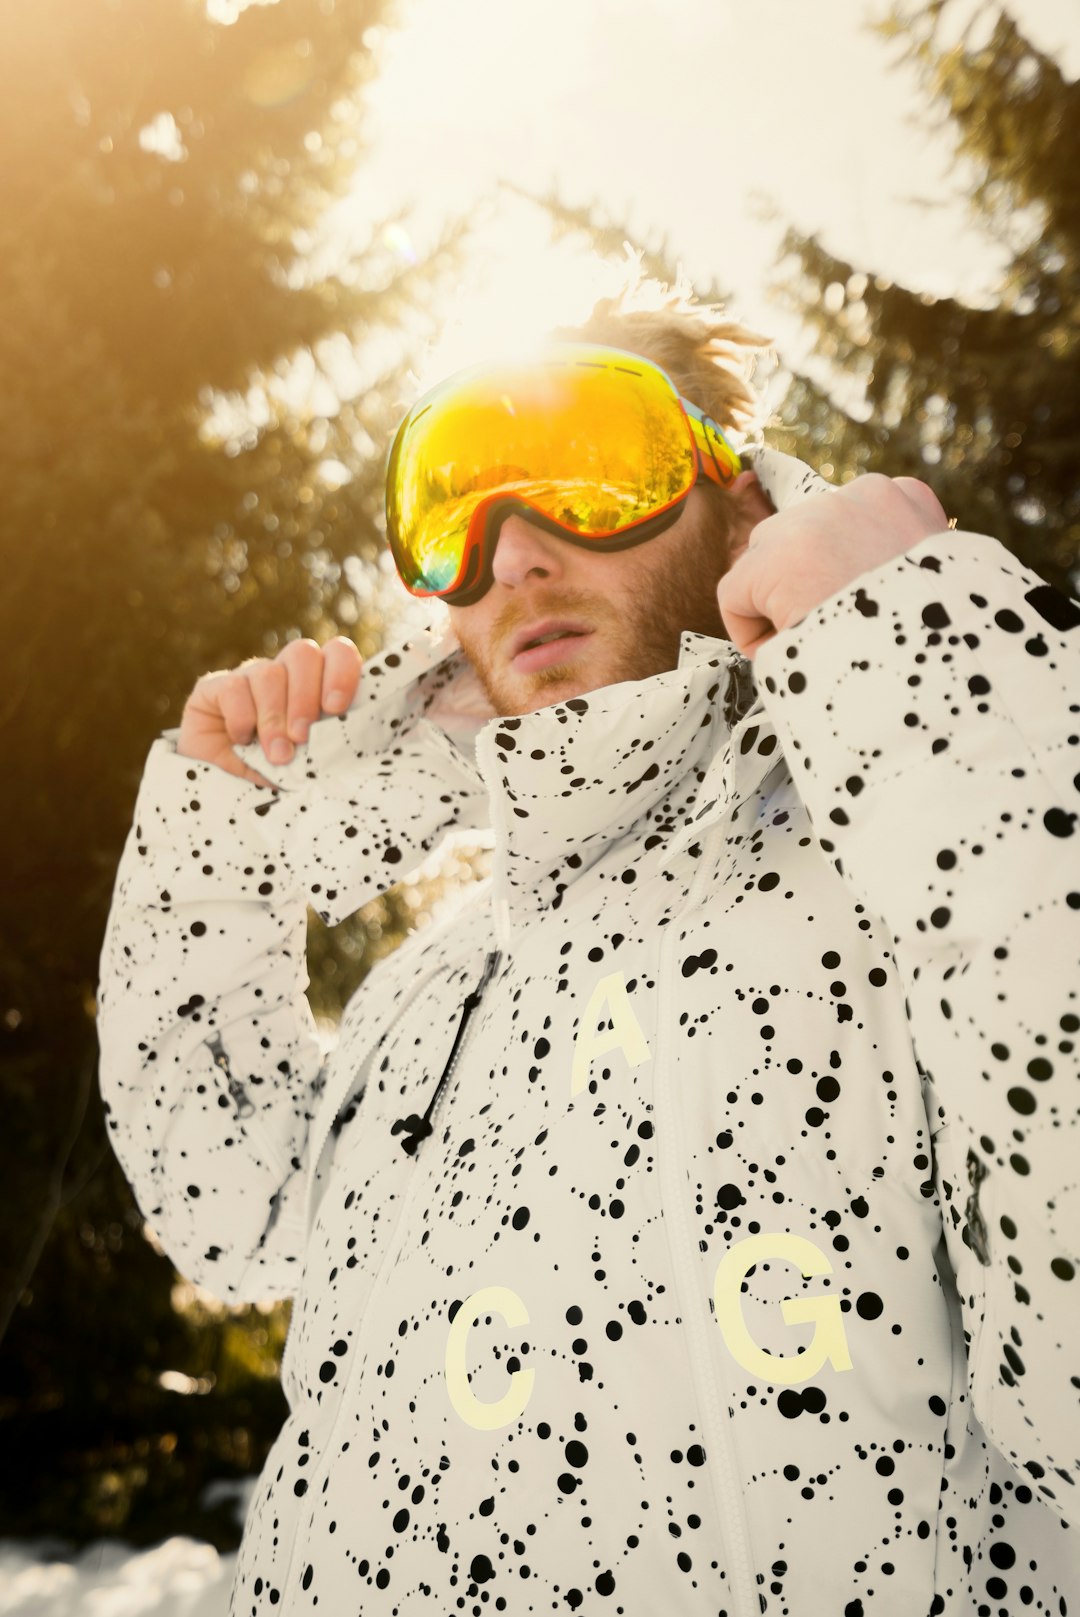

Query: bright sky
left=327, top=0, right=1078, bottom=396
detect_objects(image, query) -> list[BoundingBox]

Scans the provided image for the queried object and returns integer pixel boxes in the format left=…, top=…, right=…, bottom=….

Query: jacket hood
left=234, top=447, right=824, bottom=927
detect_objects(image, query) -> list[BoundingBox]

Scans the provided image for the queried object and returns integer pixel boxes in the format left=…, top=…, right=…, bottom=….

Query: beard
left=452, top=500, right=733, bottom=718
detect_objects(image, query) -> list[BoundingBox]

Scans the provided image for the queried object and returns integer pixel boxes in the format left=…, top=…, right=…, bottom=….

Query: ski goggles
left=385, top=343, right=742, bottom=606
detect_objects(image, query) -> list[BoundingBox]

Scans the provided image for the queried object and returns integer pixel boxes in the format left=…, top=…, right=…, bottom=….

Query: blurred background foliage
left=0, top=0, right=1076, bottom=1547
left=767, top=2, right=1079, bottom=590
left=0, top=0, right=477, bottom=1545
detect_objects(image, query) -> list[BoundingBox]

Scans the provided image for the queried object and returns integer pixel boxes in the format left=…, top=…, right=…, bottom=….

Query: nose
left=489, top=511, right=570, bottom=590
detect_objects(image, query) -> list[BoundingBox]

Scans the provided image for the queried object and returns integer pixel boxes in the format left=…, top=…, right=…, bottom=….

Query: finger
left=234, top=759, right=279, bottom=791
left=717, top=565, right=774, bottom=661
left=215, top=671, right=259, bottom=748
left=245, top=660, right=292, bottom=764
left=199, top=728, right=278, bottom=788
left=842, top=471, right=948, bottom=534
left=177, top=665, right=283, bottom=788
left=277, top=638, right=324, bottom=742
left=744, top=511, right=780, bottom=553
left=719, top=605, right=775, bottom=660
left=321, top=635, right=363, bottom=713
left=892, top=476, right=949, bottom=531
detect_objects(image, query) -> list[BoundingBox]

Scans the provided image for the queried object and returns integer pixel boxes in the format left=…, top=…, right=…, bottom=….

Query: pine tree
left=770, top=1, right=1079, bottom=594
left=532, top=5, right=1078, bottom=596
left=0, top=0, right=461, bottom=1539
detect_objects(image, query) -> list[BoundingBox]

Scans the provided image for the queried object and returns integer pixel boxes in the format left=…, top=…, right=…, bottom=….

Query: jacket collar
left=247, top=618, right=779, bottom=929
left=457, top=630, right=767, bottom=918
left=243, top=446, right=811, bottom=925
left=406, top=441, right=816, bottom=916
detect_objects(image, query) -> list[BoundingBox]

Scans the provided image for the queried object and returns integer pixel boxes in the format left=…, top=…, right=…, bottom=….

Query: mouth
left=509, top=620, right=593, bottom=673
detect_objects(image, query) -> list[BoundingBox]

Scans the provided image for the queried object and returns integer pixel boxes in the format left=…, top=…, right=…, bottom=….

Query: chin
left=494, top=671, right=587, bottom=718
left=513, top=648, right=676, bottom=714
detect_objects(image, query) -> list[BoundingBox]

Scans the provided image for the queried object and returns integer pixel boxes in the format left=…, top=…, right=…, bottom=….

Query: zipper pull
left=963, top=1148, right=991, bottom=1267
left=476, top=948, right=503, bottom=995
left=206, top=1032, right=255, bottom=1119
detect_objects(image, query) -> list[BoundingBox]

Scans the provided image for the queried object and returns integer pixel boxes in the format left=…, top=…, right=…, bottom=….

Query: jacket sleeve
left=97, top=740, right=326, bottom=1305
left=754, top=529, right=1080, bottom=1520
left=97, top=625, right=489, bottom=1306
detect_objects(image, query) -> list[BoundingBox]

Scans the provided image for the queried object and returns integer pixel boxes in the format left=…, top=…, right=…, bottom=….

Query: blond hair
left=554, top=267, right=770, bottom=438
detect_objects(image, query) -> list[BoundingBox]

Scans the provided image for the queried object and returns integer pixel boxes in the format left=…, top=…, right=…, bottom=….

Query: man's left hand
left=717, top=473, right=950, bottom=660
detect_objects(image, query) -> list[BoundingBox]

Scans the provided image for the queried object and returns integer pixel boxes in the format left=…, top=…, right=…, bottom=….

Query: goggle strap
left=682, top=398, right=742, bottom=488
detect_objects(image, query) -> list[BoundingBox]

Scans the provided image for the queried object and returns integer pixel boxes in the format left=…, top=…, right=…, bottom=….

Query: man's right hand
left=176, top=636, right=363, bottom=788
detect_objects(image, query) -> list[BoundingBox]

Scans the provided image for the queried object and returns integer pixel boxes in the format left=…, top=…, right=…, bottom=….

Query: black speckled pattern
left=98, top=469, right=1078, bottom=1616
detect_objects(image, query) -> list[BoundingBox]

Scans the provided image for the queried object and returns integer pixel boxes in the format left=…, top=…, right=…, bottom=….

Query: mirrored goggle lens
left=386, top=353, right=696, bottom=596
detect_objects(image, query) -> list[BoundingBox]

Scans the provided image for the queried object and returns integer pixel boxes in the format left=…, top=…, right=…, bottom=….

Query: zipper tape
left=656, top=851, right=760, bottom=1617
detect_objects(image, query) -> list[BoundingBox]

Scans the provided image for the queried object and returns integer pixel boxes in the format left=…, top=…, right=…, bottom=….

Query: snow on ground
left=0, top=1537, right=236, bottom=1617
left=0, top=1481, right=254, bottom=1616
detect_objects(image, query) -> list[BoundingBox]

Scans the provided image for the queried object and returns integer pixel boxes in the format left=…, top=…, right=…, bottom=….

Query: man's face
left=447, top=475, right=770, bottom=717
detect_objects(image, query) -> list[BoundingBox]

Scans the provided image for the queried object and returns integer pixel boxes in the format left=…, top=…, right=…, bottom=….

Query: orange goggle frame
left=385, top=343, right=742, bottom=606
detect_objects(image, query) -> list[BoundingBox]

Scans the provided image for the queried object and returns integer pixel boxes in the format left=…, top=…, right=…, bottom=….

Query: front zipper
left=655, top=849, right=759, bottom=1617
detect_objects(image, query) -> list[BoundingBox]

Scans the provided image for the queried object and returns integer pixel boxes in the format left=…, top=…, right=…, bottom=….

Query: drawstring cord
left=391, top=949, right=503, bottom=1157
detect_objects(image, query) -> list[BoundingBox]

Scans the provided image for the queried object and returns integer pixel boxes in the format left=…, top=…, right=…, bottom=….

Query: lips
left=509, top=619, right=591, bottom=660
left=509, top=619, right=594, bottom=675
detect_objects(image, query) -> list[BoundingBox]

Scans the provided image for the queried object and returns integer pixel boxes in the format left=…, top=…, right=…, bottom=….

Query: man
left=98, top=281, right=1078, bottom=1616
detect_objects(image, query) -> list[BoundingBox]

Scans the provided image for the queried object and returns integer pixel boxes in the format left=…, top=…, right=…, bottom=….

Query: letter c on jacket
left=445, top=1285, right=536, bottom=1431
left=713, top=1234, right=854, bottom=1386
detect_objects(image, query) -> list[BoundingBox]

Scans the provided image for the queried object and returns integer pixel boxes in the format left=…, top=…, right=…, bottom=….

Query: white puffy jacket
left=98, top=449, right=1079, bottom=1616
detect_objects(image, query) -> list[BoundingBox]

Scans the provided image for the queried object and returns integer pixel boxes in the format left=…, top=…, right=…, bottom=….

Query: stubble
left=454, top=501, right=733, bottom=717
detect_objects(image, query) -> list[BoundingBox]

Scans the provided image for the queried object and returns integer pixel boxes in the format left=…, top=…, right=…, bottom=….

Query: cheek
left=447, top=606, right=482, bottom=654
left=625, top=535, right=700, bottom=601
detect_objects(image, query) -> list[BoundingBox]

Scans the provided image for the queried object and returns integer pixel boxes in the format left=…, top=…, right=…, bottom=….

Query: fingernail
left=269, top=738, right=292, bottom=763
left=324, top=689, right=347, bottom=712
left=288, top=719, right=309, bottom=743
